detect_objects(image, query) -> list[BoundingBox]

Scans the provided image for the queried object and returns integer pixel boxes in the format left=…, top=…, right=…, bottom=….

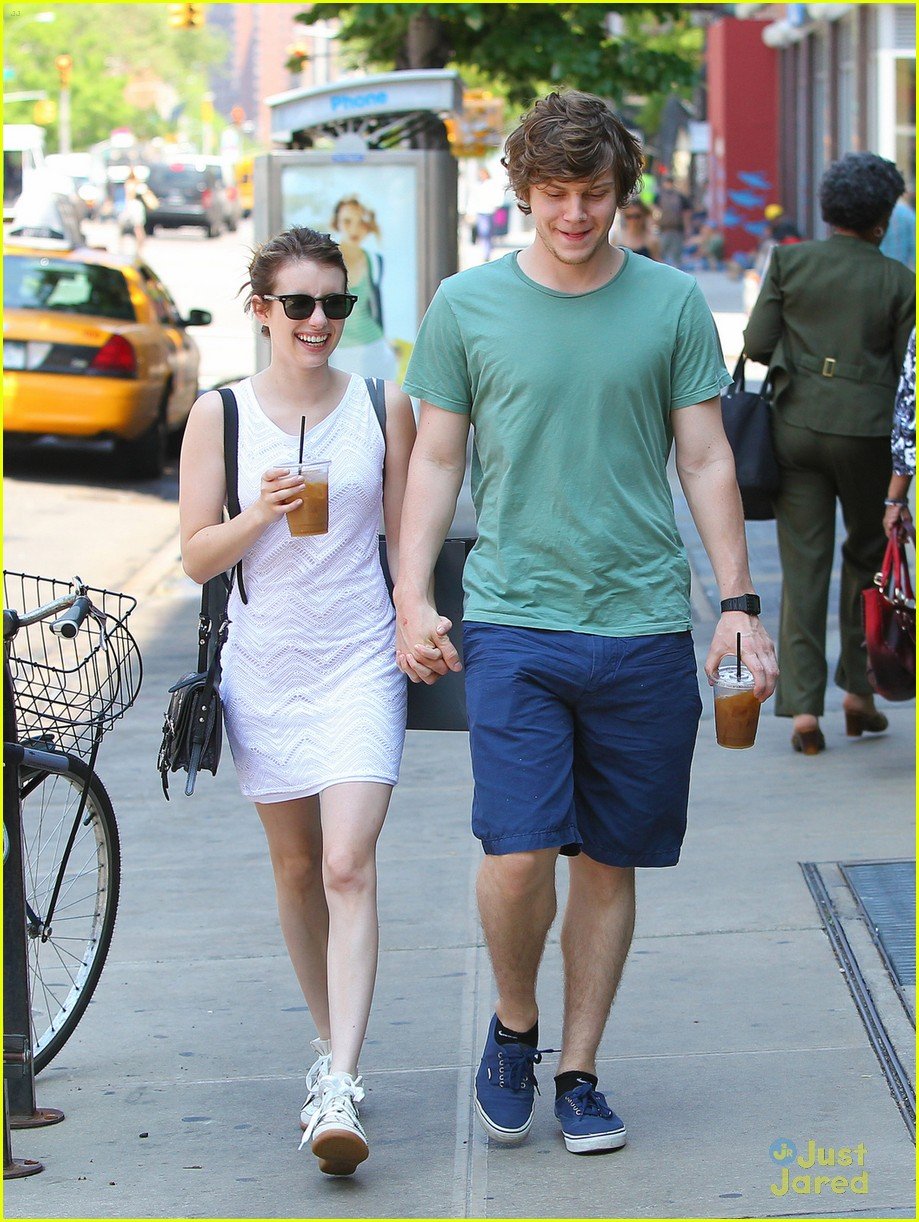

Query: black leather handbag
left=721, top=354, right=780, bottom=521
left=366, top=378, right=472, bottom=731
left=378, top=536, right=473, bottom=731
left=157, top=578, right=229, bottom=798
left=157, top=388, right=245, bottom=798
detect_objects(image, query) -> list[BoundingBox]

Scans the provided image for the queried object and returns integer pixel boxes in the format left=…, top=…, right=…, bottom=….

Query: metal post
left=3, top=1040, right=43, bottom=1179
left=3, top=668, right=64, bottom=1131
left=3, top=1075, right=42, bottom=1178
left=58, top=84, right=72, bottom=155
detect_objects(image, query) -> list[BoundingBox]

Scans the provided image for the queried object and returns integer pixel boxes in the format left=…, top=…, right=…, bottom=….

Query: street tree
left=2, top=3, right=228, bottom=150
left=294, top=3, right=702, bottom=109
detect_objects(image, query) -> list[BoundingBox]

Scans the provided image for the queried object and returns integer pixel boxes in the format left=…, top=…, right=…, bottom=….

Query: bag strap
left=218, top=387, right=248, bottom=605
left=732, top=353, right=774, bottom=400
left=365, top=376, right=386, bottom=440
left=880, top=531, right=915, bottom=605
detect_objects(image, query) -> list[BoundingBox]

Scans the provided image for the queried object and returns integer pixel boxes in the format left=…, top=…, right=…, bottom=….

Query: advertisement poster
left=280, top=162, right=419, bottom=381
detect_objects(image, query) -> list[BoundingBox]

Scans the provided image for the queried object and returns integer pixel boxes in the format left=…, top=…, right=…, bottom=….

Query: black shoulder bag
left=366, top=377, right=473, bottom=732
left=157, top=388, right=247, bottom=798
left=720, top=353, right=780, bottom=521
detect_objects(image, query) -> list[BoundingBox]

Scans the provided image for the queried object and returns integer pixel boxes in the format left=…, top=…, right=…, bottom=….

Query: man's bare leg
left=558, top=856, right=636, bottom=1076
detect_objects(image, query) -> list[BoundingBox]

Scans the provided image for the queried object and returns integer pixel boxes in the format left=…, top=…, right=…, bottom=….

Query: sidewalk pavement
left=6, top=272, right=915, bottom=1221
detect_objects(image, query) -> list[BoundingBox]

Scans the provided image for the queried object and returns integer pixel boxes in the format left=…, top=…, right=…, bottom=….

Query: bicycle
left=3, top=571, right=142, bottom=1072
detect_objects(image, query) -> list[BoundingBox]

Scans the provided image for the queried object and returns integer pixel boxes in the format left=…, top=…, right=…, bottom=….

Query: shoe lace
left=304, top=1046, right=332, bottom=1097
left=300, top=1073, right=365, bottom=1146
left=495, top=1044, right=557, bottom=1093
left=567, top=1082, right=614, bottom=1119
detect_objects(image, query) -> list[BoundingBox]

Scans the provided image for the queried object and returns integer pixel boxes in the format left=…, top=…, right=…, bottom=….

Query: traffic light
left=54, top=54, right=72, bottom=88
left=168, top=4, right=204, bottom=29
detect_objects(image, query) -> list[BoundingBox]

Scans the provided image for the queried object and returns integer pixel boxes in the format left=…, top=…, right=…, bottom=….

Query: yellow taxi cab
left=3, top=239, right=211, bottom=478
left=236, top=155, right=254, bottom=218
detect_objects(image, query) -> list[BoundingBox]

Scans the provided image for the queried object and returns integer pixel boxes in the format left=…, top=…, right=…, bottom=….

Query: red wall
left=707, top=19, right=779, bottom=258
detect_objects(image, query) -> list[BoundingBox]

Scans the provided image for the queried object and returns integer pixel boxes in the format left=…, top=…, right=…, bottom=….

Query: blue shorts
left=463, top=623, right=703, bottom=868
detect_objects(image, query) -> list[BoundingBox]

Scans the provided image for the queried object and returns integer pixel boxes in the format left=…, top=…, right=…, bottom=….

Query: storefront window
left=895, top=57, right=916, bottom=185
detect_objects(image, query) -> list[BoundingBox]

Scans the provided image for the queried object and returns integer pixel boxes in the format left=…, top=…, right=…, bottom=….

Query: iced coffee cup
left=285, top=461, right=330, bottom=537
left=713, top=658, right=761, bottom=749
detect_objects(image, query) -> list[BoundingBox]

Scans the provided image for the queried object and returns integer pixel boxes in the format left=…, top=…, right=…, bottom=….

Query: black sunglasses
left=261, top=292, right=358, bottom=320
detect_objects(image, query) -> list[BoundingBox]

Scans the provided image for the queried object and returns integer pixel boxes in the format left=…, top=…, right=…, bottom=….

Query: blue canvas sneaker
left=554, top=1081, right=627, bottom=1153
left=474, top=1014, right=546, bottom=1144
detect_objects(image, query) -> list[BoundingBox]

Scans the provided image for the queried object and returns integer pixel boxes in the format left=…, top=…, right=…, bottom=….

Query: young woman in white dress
left=179, top=227, right=415, bottom=1177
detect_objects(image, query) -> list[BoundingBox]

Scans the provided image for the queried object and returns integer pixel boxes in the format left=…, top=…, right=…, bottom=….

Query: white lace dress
left=219, top=375, right=406, bottom=803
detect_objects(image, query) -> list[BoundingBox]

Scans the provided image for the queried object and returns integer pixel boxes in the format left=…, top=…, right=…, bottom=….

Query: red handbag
left=862, top=530, right=916, bottom=702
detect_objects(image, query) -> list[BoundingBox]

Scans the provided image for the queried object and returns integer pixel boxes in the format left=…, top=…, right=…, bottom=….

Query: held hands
left=253, top=467, right=305, bottom=527
left=704, top=613, right=779, bottom=702
left=394, top=595, right=462, bottom=685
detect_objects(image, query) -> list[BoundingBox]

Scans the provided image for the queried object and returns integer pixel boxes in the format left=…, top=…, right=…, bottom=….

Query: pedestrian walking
left=394, top=90, right=777, bottom=1157
left=466, top=166, right=507, bottom=261
left=178, top=226, right=415, bottom=1176
left=744, top=152, right=915, bottom=754
left=879, top=190, right=916, bottom=271
left=884, top=327, right=916, bottom=543
left=653, top=173, right=691, bottom=267
left=614, top=197, right=660, bottom=260
left=119, top=168, right=154, bottom=254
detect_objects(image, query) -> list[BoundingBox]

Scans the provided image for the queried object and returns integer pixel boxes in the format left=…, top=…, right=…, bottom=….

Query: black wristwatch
left=720, top=594, right=761, bottom=616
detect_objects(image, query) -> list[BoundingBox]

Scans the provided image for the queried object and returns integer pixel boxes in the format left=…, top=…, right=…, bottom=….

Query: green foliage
left=296, top=4, right=702, bottom=110
left=2, top=3, right=228, bottom=150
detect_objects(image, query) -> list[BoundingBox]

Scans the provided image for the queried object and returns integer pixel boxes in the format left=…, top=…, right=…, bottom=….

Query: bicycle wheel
left=19, top=755, right=121, bottom=1072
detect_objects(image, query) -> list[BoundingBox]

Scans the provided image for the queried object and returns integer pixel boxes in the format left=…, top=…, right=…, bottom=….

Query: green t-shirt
left=402, top=250, right=732, bottom=636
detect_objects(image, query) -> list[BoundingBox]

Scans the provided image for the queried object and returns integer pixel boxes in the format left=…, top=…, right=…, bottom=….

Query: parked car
left=3, top=240, right=211, bottom=477
left=143, top=160, right=225, bottom=238
left=236, top=155, right=254, bottom=218
left=7, top=171, right=85, bottom=247
left=202, top=158, right=241, bottom=232
left=3, top=123, right=46, bottom=222
left=44, top=152, right=107, bottom=219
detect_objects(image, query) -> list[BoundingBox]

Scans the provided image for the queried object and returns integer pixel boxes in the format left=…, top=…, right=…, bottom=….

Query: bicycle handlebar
left=50, top=596, right=93, bottom=640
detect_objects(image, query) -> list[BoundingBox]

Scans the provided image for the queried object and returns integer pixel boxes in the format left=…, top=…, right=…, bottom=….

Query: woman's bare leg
left=257, top=796, right=330, bottom=1039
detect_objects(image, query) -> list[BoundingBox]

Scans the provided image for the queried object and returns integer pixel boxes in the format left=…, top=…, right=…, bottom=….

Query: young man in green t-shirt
left=396, top=91, right=778, bottom=1155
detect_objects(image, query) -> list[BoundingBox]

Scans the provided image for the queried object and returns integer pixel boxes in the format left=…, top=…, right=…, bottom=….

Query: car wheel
left=116, top=405, right=168, bottom=480
left=144, top=222, right=155, bottom=236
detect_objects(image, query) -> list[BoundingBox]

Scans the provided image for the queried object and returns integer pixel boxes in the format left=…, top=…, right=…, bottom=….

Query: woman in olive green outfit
left=744, top=153, right=915, bottom=754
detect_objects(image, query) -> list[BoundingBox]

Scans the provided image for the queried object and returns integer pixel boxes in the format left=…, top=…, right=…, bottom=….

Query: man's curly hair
left=819, top=152, right=905, bottom=232
left=502, top=90, right=644, bottom=213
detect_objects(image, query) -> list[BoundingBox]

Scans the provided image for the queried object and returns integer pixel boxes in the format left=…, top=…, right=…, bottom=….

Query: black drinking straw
left=736, top=632, right=742, bottom=682
left=298, top=416, right=306, bottom=465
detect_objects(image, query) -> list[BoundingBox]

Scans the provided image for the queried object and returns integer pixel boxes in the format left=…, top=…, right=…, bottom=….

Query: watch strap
left=720, top=594, right=761, bottom=615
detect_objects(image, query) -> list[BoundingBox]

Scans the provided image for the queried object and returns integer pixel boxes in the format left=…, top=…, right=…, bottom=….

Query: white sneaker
left=300, top=1072, right=368, bottom=1176
left=299, top=1037, right=332, bottom=1130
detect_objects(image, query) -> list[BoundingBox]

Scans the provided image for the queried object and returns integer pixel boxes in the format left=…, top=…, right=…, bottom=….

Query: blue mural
left=722, top=171, right=773, bottom=238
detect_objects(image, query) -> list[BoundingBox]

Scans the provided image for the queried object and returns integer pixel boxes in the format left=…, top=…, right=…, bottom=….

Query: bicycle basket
left=3, top=571, right=143, bottom=757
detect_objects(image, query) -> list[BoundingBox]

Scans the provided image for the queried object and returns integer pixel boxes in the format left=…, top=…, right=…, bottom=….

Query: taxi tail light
left=90, top=334, right=137, bottom=378
left=225, top=186, right=237, bottom=201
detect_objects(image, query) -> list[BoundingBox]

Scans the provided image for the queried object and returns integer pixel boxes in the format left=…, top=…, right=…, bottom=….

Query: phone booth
left=255, top=71, right=463, bottom=381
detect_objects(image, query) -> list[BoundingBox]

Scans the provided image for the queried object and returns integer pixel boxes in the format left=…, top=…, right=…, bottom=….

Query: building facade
left=740, top=3, right=915, bottom=237
left=207, top=3, right=343, bottom=147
